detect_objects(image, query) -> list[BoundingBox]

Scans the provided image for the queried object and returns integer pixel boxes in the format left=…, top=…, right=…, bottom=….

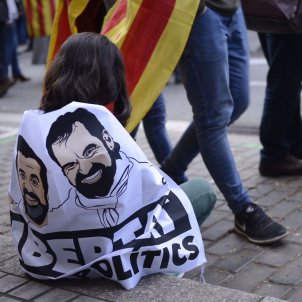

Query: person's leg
left=9, top=23, right=23, bottom=78
left=259, top=34, right=302, bottom=172
left=16, top=15, right=28, bottom=45
left=180, top=178, right=216, bottom=226
left=227, top=7, right=250, bottom=124
left=130, top=124, right=139, bottom=139
left=288, top=102, right=302, bottom=158
left=179, top=8, right=287, bottom=244
left=179, top=7, right=250, bottom=215
left=162, top=9, right=250, bottom=183
left=0, top=24, right=14, bottom=97
left=173, top=65, right=182, bottom=84
left=142, top=93, right=173, bottom=164
left=161, top=122, right=198, bottom=184
left=0, top=24, right=9, bottom=82
left=258, top=33, right=270, bottom=63
left=162, top=8, right=250, bottom=183
left=282, top=35, right=302, bottom=158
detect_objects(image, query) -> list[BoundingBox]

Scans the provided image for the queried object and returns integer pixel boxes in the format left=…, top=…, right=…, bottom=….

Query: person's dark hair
left=16, top=135, right=49, bottom=200
left=40, top=32, right=131, bottom=127
left=46, top=108, right=121, bottom=167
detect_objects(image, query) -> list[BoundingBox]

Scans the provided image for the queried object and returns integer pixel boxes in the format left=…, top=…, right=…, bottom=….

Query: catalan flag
left=23, top=0, right=57, bottom=37
left=47, top=0, right=199, bottom=132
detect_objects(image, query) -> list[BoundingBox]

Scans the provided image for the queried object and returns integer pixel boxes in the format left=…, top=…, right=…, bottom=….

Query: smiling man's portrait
left=16, top=135, right=49, bottom=227
left=46, top=108, right=132, bottom=227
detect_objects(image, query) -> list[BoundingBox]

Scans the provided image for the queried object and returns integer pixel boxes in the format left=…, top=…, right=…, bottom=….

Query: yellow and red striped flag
left=46, top=0, right=74, bottom=62
left=47, top=0, right=199, bottom=132
left=23, top=0, right=57, bottom=37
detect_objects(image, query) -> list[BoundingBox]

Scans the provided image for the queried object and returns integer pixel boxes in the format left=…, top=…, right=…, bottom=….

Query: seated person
left=9, top=33, right=216, bottom=289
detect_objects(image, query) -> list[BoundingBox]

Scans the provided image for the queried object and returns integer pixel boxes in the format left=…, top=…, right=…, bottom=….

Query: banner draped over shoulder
left=9, top=102, right=205, bottom=289
left=47, top=0, right=199, bottom=132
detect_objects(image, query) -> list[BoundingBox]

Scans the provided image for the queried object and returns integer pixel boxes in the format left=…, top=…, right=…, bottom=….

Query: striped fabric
left=47, top=0, right=73, bottom=62
left=23, top=0, right=56, bottom=37
left=47, top=0, right=199, bottom=132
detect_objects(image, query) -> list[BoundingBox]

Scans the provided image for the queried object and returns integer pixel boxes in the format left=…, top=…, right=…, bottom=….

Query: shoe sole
left=234, top=226, right=288, bottom=245
left=259, top=167, right=302, bottom=177
left=0, top=80, right=15, bottom=97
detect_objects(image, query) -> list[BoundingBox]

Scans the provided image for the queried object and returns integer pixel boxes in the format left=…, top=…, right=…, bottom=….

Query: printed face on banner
left=46, top=108, right=129, bottom=228
left=48, top=114, right=117, bottom=199
left=16, top=138, right=49, bottom=227
left=51, top=122, right=115, bottom=198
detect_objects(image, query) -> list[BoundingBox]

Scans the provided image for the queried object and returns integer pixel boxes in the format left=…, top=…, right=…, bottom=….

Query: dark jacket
left=15, top=0, right=25, bottom=15
left=0, top=0, right=9, bottom=23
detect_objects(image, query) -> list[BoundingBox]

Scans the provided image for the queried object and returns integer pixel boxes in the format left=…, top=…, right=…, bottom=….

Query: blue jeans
left=260, top=33, right=302, bottom=162
left=16, top=15, right=28, bottom=45
left=6, top=23, right=22, bottom=77
left=131, top=93, right=172, bottom=164
left=163, top=7, right=250, bottom=214
left=0, top=23, right=8, bottom=82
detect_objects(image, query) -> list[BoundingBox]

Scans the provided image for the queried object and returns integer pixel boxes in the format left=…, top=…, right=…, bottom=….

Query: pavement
left=0, top=36, right=302, bottom=301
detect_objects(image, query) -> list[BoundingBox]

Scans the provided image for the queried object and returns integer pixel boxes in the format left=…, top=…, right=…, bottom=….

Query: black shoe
left=0, top=78, right=15, bottom=97
left=292, top=149, right=302, bottom=159
left=13, top=74, right=30, bottom=82
left=259, top=154, right=302, bottom=177
left=234, top=203, right=288, bottom=245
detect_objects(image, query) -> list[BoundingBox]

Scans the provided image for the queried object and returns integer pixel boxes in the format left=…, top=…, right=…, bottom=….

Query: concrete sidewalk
left=0, top=48, right=301, bottom=301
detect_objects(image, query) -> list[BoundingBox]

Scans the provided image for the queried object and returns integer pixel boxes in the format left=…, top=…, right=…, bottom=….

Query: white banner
left=9, top=102, right=205, bottom=289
